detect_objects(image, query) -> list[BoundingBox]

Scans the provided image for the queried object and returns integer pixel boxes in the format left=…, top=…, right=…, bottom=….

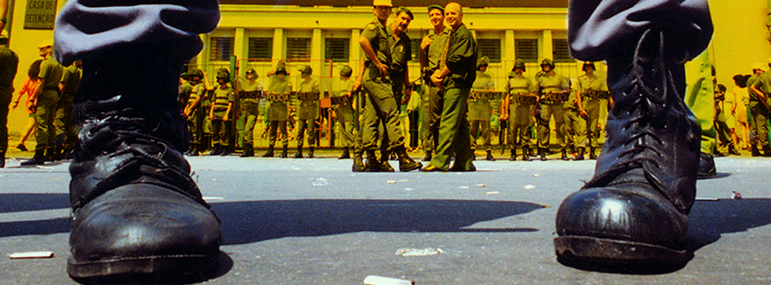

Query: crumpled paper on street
left=394, top=247, right=445, bottom=257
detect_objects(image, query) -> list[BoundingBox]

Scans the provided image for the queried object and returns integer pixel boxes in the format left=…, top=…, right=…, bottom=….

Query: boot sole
left=554, top=236, right=687, bottom=265
left=68, top=252, right=218, bottom=279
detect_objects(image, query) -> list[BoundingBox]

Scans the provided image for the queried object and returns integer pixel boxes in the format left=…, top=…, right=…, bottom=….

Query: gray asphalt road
left=1, top=155, right=769, bottom=284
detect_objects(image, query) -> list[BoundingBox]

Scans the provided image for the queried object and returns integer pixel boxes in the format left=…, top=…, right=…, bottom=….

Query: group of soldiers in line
left=14, top=41, right=82, bottom=166
left=467, top=58, right=610, bottom=162
left=176, top=0, right=613, bottom=171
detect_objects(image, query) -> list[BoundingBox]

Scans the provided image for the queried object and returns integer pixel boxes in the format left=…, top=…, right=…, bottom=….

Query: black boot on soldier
left=308, top=147, right=314, bottom=158
left=21, top=149, right=46, bottom=166
left=338, top=147, right=350, bottom=159
left=395, top=145, right=422, bottom=172
left=240, top=144, right=253, bottom=157
left=65, top=50, right=221, bottom=280
left=555, top=29, right=701, bottom=267
left=294, top=145, right=303, bottom=158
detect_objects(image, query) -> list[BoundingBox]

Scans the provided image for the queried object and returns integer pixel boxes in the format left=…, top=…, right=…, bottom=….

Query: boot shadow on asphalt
left=211, top=199, right=545, bottom=244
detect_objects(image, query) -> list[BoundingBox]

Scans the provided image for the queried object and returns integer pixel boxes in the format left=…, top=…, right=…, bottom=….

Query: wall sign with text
left=24, top=0, right=58, bottom=30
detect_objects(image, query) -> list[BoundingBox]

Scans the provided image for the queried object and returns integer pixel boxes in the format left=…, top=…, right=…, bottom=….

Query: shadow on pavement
left=687, top=198, right=771, bottom=251
left=0, top=193, right=70, bottom=213
left=212, top=199, right=545, bottom=245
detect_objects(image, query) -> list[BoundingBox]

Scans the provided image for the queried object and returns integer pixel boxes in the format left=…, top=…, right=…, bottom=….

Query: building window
left=552, top=38, right=573, bottom=62
left=209, top=37, right=234, bottom=62
left=325, top=38, right=350, bottom=62
left=410, top=38, right=421, bottom=62
left=287, top=37, right=311, bottom=61
left=248, top=37, right=273, bottom=60
left=477, top=39, right=501, bottom=63
left=515, top=39, right=538, bottom=63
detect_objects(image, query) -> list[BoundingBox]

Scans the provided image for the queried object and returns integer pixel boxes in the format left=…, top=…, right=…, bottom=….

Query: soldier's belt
left=266, top=93, right=290, bottom=102
left=541, top=92, right=569, bottom=102
left=329, top=96, right=351, bottom=105
left=240, top=91, right=264, bottom=99
left=583, top=89, right=610, bottom=99
left=512, top=93, right=537, bottom=105
left=470, top=90, right=504, bottom=100
left=296, top=92, right=320, bottom=101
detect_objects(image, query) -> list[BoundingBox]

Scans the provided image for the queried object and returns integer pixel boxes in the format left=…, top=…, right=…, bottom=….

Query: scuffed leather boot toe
left=68, top=185, right=221, bottom=278
left=555, top=179, right=689, bottom=265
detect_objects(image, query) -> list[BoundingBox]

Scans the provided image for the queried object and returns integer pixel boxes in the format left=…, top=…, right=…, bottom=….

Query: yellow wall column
left=540, top=30, right=553, bottom=61
left=198, top=34, right=210, bottom=68
left=504, top=29, right=515, bottom=73
left=350, top=29, right=361, bottom=80
left=311, top=28, right=323, bottom=79
left=234, top=28, right=247, bottom=75
left=272, top=28, right=284, bottom=67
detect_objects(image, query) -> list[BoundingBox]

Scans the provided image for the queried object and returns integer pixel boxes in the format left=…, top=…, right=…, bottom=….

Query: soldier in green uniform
left=535, top=58, right=570, bottom=161
left=749, top=60, right=771, bottom=156
left=746, top=62, right=765, bottom=156
left=574, top=61, right=609, bottom=159
left=563, top=80, right=586, bottom=160
left=422, top=2, right=477, bottom=172
left=237, top=68, right=262, bottom=157
left=381, top=7, right=414, bottom=163
left=295, top=65, right=320, bottom=158
left=389, top=7, right=413, bottom=111
left=264, top=64, right=292, bottom=158
left=469, top=56, right=495, bottom=161
left=183, top=68, right=211, bottom=156
left=208, top=68, right=235, bottom=156
left=353, top=0, right=421, bottom=172
left=419, top=4, right=450, bottom=162
left=0, top=34, right=17, bottom=168
left=334, top=66, right=355, bottom=159
left=179, top=72, right=193, bottom=110
left=54, top=59, right=81, bottom=160
left=501, top=59, right=537, bottom=161
left=22, top=41, right=64, bottom=165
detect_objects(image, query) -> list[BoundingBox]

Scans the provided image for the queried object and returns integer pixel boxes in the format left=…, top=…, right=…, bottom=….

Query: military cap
left=37, top=40, right=53, bottom=48
left=513, top=59, right=526, bottom=72
left=540, top=58, right=555, bottom=69
left=340, top=65, right=353, bottom=77
left=299, top=65, right=313, bottom=76
left=477, top=56, right=489, bottom=69
left=582, top=61, right=596, bottom=72
left=427, top=4, right=444, bottom=13
left=373, top=0, right=392, bottom=7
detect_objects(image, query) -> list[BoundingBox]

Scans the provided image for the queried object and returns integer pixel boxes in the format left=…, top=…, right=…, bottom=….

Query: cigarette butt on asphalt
left=476, top=184, right=486, bottom=187
left=387, top=180, right=397, bottom=184
left=363, top=275, right=414, bottom=285
left=9, top=251, right=54, bottom=259
left=485, top=191, right=500, bottom=195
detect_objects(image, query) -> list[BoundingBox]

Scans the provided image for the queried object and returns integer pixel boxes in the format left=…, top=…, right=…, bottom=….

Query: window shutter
left=209, top=37, right=234, bottom=62
left=324, top=38, right=350, bottom=62
left=477, top=39, right=501, bottom=63
left=515, top=39, right=538, bottom=63
left=248, top=37, right=273, bottom=60
left=287, top=37, right=312, bottom=61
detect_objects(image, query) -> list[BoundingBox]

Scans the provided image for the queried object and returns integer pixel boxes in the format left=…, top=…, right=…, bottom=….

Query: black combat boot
left=365, top=150, right=381, bottom=172
left=485, top=150, right=495, bottom=161
left=45, top=148, right=56, bottom=162
left=422, top=151, right=432, bottom=162
left=751, top=145, right=761, bottom=157
left=66, top=53, right=220, bottom=279
left=395, top=145, right=422, bottom=172
left=555, top=29, right=700, bottom=266
left=509, top=149, right=517, bottom=161
left=764, top=146, right=771, bottom=157
left=240, top=144, right=253, bottom=157
left=697, top=152, right=716, bottom=177
left=338, top=147, right=350, bottom=159
left=0, top=151, right=4, bottom=168
left=280, top=145, right=288, bottom=158
left=727, top=145, right=740, bottom=156
left=589, top=147, right=597, bottom=159
left=574, top=147, right=585, bottom=161
left=21, top=149, right=46, bottom=166
left=262, top=145, right=275, bottom=157
left=539, top=148, right=547, bottom=161
left=560, top=149, right=569, bottom=161
left=352, top=150, right=366, bottom=172
left=308, top=147, right=314, bottom=158
left=219, top=145, right=231, bottom=156
left=210, top=144, right=222, bottom=156
left=294, top=145, right=303, bottom=158
left=522, top=146, right=531, bottom=161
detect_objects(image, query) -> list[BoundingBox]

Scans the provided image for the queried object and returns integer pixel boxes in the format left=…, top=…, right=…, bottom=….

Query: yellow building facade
left=3, top=0, right=771, bottom=143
